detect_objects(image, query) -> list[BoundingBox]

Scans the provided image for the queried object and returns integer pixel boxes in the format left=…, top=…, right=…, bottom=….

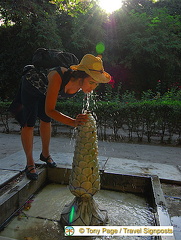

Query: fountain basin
left=0, top=166, right=175, bottom=240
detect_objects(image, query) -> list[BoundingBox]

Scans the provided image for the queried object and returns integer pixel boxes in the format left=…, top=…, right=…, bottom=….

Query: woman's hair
left=71, top=70, right=89, bottom=79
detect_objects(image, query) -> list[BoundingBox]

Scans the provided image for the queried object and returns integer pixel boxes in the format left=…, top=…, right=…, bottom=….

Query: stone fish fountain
left=60, top=112, right=108, bottom=226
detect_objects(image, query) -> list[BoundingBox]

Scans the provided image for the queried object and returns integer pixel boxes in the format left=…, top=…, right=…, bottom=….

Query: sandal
left=40, top=153, right=57, bottom=168
left=25, top=165, right=38, bottom=181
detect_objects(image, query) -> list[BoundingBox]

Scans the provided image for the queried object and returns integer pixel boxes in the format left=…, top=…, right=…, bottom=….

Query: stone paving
left=0, top=132, right=181, bottom=240
left=0, top=132, right=181, bottom=187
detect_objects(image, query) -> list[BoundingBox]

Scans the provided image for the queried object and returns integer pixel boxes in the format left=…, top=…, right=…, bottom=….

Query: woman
left=19, top=54, right=111, bottom=180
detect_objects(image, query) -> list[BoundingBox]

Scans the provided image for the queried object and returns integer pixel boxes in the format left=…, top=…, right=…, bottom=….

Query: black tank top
left=54, top=67, right=77, bottom=98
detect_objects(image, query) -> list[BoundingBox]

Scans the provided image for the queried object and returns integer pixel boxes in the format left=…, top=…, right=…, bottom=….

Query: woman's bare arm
left=45, top=70, right=87, bottom=127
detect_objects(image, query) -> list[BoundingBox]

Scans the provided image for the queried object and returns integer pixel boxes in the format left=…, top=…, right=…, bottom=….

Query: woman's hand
left=46, top=70, right=88, bottom=128
left=74, top=114, right=88, bottom=127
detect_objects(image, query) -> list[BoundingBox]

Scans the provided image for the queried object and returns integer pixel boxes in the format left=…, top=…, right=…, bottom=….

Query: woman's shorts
left=21, top=77, right=51, bottom=127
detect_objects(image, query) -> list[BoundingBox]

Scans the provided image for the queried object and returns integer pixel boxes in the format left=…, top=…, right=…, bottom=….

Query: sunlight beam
left=98, top=0, right=123, bottom=13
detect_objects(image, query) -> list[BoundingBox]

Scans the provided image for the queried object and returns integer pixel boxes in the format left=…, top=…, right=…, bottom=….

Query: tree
left=67, top=6, right=107, bottom=58
left=155, top=0, right=181, bottom=15
left=0, top=0, right=97, bottom=99
left=106, top=3, right=181, bottom=95
left=0, top=0, right=180, bottom=99
left=0, top=0, right=63, bottom=99
left=51, top=0, right=95, bottom=17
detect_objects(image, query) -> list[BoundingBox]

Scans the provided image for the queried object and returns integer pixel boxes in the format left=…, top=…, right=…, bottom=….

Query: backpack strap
left=55, top=66, right=64, bottom=79
left=55, top=67, right=72, bottom=92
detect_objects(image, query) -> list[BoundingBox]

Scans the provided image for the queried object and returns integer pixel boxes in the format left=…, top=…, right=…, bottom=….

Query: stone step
left=1, top=151, right=181, bottom=188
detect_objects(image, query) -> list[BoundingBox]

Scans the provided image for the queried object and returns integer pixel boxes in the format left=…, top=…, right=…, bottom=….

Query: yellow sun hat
left=70, top=54, right=111, bottom=83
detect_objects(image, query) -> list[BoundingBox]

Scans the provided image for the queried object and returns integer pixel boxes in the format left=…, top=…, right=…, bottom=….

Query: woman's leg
left=39, top=120, right=56, bottom=167
left=40, top=120, right=51, bottom=158
left=21, top=125, right=36, bottom=173
left=20, top=78, right=38, bottom=173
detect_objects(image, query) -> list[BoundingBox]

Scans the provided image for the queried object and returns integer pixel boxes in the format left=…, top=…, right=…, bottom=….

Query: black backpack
left=9, top=48, right=79, bottom=123
left=32, top=48, right=79, bottom=70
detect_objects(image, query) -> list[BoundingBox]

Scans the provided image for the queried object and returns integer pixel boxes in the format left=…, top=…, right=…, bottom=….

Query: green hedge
left=0, top=100, right=181, bottom=144
left=55, top=99, right=181, bottom=143
left=0, top=101, right=11, bottom=133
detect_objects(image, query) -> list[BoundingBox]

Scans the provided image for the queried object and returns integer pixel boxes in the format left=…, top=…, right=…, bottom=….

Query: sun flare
left=98, top=0, right=123, bottom=13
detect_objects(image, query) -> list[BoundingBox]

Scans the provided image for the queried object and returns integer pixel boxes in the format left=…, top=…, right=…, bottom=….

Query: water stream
left=82, top=92, right=97, bottom=114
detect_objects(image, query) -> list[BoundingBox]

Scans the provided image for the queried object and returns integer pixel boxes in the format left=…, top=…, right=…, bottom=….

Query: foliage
left=0, top=0, right=63, bottom=99
left=141, top=89, right=155, bottom=100
left=50, top=0, right=95, bottom=17
left=92, top=87, right=180, bottom=143
left=108, top=5, right=181, bottom=94
left=1, top=88, right=181, bottom=143
left=61, top=5, right=107, bottom=58
left=121, top=90, right=136, bottom=103
left=0, top=0, right=181, bottom=99
left=162, top=88, right=181, bottom=101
